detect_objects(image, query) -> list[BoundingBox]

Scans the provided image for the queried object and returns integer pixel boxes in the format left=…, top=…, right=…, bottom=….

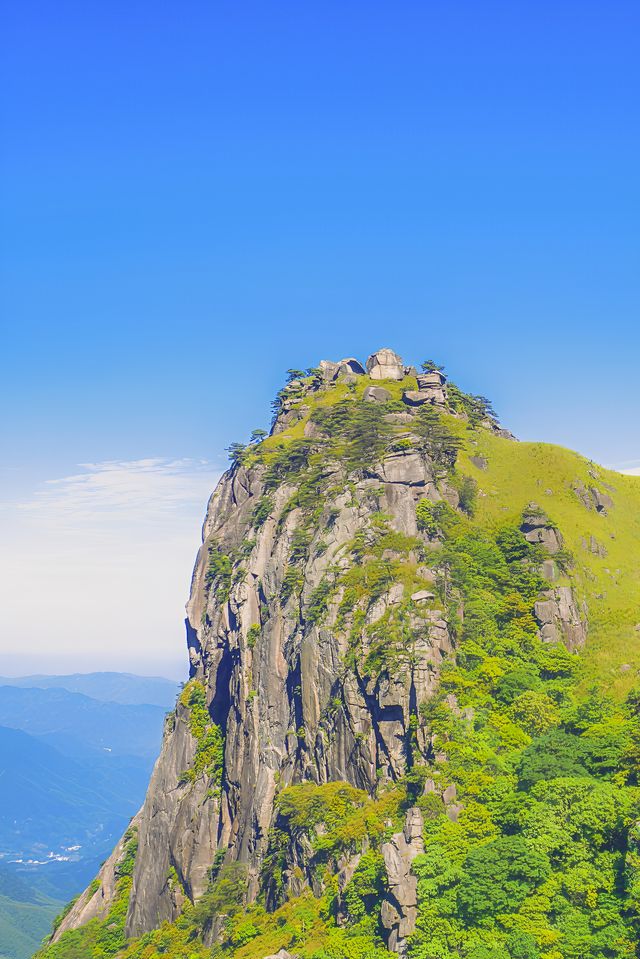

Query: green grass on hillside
left=0, top=891, right=62, bottom=959
left=458, top=430, right=640, bottom=697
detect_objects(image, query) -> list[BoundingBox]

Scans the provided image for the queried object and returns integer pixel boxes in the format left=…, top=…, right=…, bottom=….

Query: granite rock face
left=520, top=507, right=564, bottom=554
left=319, top=357, right=365, bottom=381
left=51, top=351, right=586, bottom=956
left=534, top=586, right=588, bottom=651
left=403, top=371, right=447, bottom=406
left=364, top=385, right=392, bottom=403
left=73, top=412, right=455, bottom=943
left=381, top=807, right=424, bottom=955
left=366, top=348, right=405, bottom=381
left=574, top=483, right=614, bottom=515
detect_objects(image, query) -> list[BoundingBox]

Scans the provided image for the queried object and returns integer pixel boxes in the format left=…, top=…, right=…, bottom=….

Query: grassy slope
left=458, top=428, right=640, bottom=697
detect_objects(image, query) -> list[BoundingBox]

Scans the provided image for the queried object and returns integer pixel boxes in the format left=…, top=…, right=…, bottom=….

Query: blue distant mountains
left=0, top=671, right=179, bottom=708
left=0, top=672, right=180, bottom=959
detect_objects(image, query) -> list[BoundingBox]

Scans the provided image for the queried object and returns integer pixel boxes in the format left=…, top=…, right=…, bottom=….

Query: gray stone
left=410, top=589, right=435, bottom=603
left=442, top=783, right=457, bottom=805
left=378, top=451, right=430, bottom=486
left=102, top=428, right=455, bottom=940
left=52, top=358, right=462, bottom=949
left=381, top=808, right=424, bottom=952
left=318, top=357, right=365, bottom=381
left=51, top=812, right=144, bottom=941
left=336, top=357, right=365, bottom=378
left=580, top=535, right=607, bottom=557
left=446, top=804, right=464, bottom=822
left=366, top=348, right=405, bottom=381
left=534, top=586, right=587, bottom=651
left=318, top=359, right=339, bottom=379
left=403, top=387, right=446, bottom=406
left=402, top=390, right=429, bottom=406
left=384, top=412, right=415, bottom=424
left=363, top=385, right=392, bottom=403
left=574, top=483, right=614, bottom=514
left=416, top=371, right=446, bottom=389
left=520, top=508, right=563, bottom=553
left=592, top=489, right=614, bottom=513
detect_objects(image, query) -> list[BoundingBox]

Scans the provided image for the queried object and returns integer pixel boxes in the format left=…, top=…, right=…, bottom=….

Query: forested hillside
left=38, top=351, right=640, bottom=959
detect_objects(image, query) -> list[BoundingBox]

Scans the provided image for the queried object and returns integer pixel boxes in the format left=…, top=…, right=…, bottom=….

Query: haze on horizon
left=1, top=2, right=639, bottom=675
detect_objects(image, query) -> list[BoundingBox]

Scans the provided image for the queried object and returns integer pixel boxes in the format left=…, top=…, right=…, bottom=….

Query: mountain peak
left=40, top=352, right=640, bottom=959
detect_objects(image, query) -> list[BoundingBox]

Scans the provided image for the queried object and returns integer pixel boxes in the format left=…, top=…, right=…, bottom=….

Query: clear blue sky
left=1, top=1, right=639, bottom=675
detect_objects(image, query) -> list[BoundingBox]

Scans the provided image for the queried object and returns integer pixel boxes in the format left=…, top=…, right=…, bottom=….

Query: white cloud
left=610, top=458, right=640, bottom=476
left=16, top=458, right=219, bottom=526
left=0, top=459, right=222, bottom=678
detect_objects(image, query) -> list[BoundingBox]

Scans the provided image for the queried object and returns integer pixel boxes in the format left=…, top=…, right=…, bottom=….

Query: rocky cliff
left=42, top=350, right=640, bottom=959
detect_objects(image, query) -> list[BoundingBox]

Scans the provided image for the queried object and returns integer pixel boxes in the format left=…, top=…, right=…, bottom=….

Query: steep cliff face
left=42, top=350, right=640, bottom=959
left=127, top=350, right=462, bottom=940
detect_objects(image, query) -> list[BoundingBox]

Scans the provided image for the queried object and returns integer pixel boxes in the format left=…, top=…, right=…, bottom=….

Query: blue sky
left=1, top=2, right=639, bottom=676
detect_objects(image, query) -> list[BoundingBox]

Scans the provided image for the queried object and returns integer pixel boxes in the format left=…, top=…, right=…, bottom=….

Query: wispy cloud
left=16, top=458, right=222, bottom=529
left=609, top=458, right=640, bottom=476
left=0, top=458, right=223, bottom=676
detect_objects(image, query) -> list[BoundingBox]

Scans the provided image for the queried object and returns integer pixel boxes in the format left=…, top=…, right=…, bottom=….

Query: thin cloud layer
left=613, top=459, right=640, bottom=476
left=0, top=459, right=222, bottom=677
left=17, top=458, right=221, bottom=527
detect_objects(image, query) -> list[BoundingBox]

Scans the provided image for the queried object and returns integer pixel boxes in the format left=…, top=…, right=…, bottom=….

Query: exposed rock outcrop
left=402, top=371, right=448, bottom=407
left=581, top=534, right=608, bottom=557
left=115, top=420, right=454, bottom=940
left=534, top=586, right=588, bottom=651
left=520, top=506, right=563, bottom=553
left=381, top=807, right=424, bottom=955
left=319, top=357, right=365, bottom=381
left=364, top=385, right=392, bottom=403
left=366, top=348, right=405, bottom=381
left=574, top=483, right=614, bottom=514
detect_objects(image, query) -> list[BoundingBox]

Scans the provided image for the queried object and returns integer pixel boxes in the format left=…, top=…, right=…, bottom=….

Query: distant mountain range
left=0, top=864, right=59, bottom=959
left=0, top=671, right=179, bottom=708
left=0, top=672, right=180, bottom=959
left=0, top=685, right=173, bottom=759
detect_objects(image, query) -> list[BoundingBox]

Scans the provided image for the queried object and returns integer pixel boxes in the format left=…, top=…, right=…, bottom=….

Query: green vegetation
left=178, top=680, right=224, bottom=791
left=246, top=624, right=260, bottom=649
left=36, top=827, right=138, bottom=959
left=401, top=503, right=640, bottom=957
left=413, top=406, right=463, bottom=470
left=205, top=546, right=233, bottom=602
left=457, top=429, right=640, bottom=695
left=38, top=360, right=640, bottom=959
left=0, top=868, right=62, bottom=959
